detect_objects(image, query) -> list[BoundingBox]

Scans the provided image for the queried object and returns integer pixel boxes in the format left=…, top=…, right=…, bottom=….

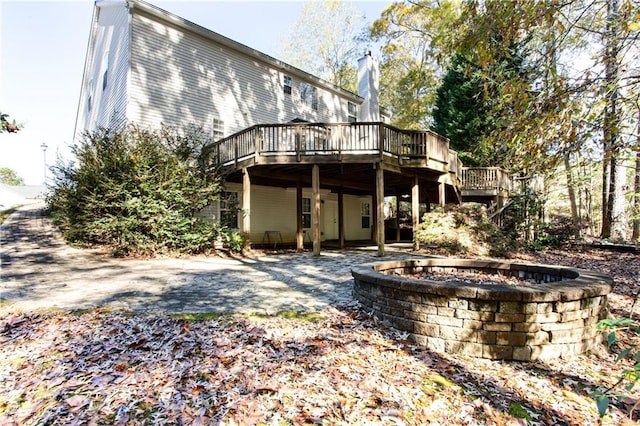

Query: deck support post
left=312, top=164, right=321, bottom=256
left=439, top=181, right=446, bottom=207
left=376, top=163, right=385, bottom=257
left=396, top=195, right=401, bottom=242
left=296, top=181, right=304, bottom=252
left=338, top=188, right=345, bottom=249
left=412, top=175, right=420, bottom=251
left=242, top=168, right=251, bottom=246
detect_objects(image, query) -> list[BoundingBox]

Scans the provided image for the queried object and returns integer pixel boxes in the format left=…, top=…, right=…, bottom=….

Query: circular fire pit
left=351, top=258, right=613, bottom=361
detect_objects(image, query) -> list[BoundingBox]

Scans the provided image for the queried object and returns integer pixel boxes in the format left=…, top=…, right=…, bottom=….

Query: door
left=321, top=199, right=338, bottom=241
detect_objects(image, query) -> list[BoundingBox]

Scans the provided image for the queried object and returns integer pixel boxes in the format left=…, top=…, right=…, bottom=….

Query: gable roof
left=126, top=0, right=364, bottom=103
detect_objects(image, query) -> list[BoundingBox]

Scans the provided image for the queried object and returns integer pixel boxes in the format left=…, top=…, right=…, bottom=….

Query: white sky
left=0, top=0, right=389, bottom=185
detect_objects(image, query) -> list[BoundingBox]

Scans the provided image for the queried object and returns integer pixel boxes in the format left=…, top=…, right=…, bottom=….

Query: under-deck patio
left=206, top=122, right=463, bottom=255
left=205, top=122, right=511, bottom=255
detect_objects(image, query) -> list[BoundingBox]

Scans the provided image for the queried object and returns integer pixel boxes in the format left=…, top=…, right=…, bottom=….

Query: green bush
left=592, top=317, right=640, bottom=417
left=47, top=125, right=223, bottom=256
left=222, top=230, right=248, bottom=252
left=416, top=205, right=491, bottom=255
left=414, top=204, right=521, bottom=257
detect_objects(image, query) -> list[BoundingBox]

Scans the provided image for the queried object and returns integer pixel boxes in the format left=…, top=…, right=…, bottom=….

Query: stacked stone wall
left=351, top=259, right=613, bottom=361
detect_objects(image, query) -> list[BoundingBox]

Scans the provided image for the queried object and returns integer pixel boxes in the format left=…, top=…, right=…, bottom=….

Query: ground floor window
left=220, top=191, right=239, bottom=228
left=302, top=197, right=311, bottom=228
left=361, top=202, right=371, bottom=228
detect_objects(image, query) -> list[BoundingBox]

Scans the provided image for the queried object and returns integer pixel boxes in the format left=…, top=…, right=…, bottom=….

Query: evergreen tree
left=431, top=54, right=487, bottom=165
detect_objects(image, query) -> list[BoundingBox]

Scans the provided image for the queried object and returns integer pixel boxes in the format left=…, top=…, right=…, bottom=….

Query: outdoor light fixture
left=40, top=142, right=48, bottom=184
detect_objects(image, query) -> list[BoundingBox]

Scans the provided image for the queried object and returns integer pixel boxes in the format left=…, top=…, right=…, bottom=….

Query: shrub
left=222, top=230, right=248, bottom=252
left=416, top=205, right=488, bottom=255
left=533, top=215, right=579, bottom=249
left=47, top=125, right=223, bottom=256
left=592, top=317, right=640, bottom=417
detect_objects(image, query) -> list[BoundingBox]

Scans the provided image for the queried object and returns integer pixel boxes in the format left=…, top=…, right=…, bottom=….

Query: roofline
left=127, top=0, right=364, bottom=103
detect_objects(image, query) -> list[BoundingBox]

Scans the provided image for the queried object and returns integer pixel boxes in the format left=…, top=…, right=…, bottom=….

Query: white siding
left=128, top=9, right=358, bottom=138
left=76, top=2, right=130, bottom=135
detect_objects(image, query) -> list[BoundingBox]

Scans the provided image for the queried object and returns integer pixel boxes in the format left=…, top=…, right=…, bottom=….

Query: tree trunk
left=633, top=110, right=640, bottom=240
left=633, top=149, right=640, bottom=240
left=600, top=0, right=620, bottom=239
left=564, top=153, right=579, bottom=234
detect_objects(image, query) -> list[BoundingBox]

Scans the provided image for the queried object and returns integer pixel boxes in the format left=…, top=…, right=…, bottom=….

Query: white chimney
left=357, top=51, right=380, bottom=122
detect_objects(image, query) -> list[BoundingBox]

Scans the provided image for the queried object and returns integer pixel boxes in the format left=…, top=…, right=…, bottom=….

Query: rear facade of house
left=76, top=0, right=466, bottom=255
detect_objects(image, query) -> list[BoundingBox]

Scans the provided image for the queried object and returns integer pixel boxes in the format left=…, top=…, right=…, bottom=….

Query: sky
left=0, top=0, right=390, bottom=185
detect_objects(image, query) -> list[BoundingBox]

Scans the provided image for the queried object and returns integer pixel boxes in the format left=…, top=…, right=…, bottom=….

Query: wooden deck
left=204, top=122, right=513, bottom=255
left=461, top=167, right=512, bottom=205
left=208, top=122, right=457, bottom=173
left=205, top=122, right=464, bottom=201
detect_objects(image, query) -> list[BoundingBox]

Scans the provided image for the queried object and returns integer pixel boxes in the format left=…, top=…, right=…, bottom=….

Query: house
left=76, top=0, right=483, bottom=256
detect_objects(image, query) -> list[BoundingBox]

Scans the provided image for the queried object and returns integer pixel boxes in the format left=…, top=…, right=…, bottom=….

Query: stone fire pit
left=351, top=258, right=613, bottom=361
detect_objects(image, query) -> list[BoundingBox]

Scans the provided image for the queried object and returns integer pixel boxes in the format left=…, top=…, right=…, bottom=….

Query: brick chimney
left=357, top=51, right=380, bottom=122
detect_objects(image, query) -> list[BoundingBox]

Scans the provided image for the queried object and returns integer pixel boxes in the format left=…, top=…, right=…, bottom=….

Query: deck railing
left=206, top=122, right=451, bottom=168
left=461, top=167, right=512, bottom=192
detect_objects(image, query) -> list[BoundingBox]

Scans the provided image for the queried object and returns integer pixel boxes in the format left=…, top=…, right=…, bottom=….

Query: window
left=347, top=102, right=357, bottom=122
left=361, top=202, right=371, bottom=228
left=102, top=51, right=109, bottom=91
left=300, top=82, right=318, bottom=111
left=212, top=117, right=225, bottom=141
left=302, top=197, right=311, bottom=228
left=87, top=79, right=94, bottom=112
left=283, top=75, right=292, bottom=95
left=220, top=191, right=239, bottom=228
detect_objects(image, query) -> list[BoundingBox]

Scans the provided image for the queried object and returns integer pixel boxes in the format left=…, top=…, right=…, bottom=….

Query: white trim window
left=220, top=191, right=239, bottom=229
left=283, top=75, right=292, bottom=95
left=212, top=117, right=225, bottom=141
left=300, top=82, right=318, bottom=111
left=102, top=51, right=109, bottom=91
left=361, top=202, right=371, bottom=228
left=347, top=101, right=357, bottom=122
left=87, top=78, right=94, bottom=112
left=302, top=197, right=311, bottom=228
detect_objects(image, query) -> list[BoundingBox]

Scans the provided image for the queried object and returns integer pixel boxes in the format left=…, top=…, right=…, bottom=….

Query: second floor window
left=300, top=82, right=318, bottom=111
left=212, top=117, right=224, bottom=141
left=347, top=102, right=357, bottom=122
left=102, top=51, right=109, bottom=91
left=87, top=79, right=94, bottom=112
left=283, top=75, right=292, bottom=95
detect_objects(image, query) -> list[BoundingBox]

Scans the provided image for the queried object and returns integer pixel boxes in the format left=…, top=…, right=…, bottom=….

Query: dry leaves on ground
left=1, top=248, right=639, bottom=425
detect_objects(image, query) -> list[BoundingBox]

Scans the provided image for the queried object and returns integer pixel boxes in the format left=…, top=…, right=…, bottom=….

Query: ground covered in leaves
left=1, top=248, right=639, bottom=425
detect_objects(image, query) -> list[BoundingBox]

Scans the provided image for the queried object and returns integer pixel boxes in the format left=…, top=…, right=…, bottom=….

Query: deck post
left=378, top=124, right=385, bottom=160
left=242, top=167, right=251, bottom=245
left=296, top=181, right=304, bottom=252
left=312, top=164, right=321, bottom=256
left=396, top=195, right=401, bottom=242
left=412, top=175, right=420, bottom=251
left=438, top=181, right=446, bottom=207
left=338, top=188, right=345, bottom=249
left=376, top=163, right=385, bottom=257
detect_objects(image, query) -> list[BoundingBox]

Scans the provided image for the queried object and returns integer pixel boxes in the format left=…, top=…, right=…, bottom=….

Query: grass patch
left=508, top=401, right=532, bottom=421
left=245, top=310, right=326, bottom=323
left=170, top=312, right=227, bottom=321
left=0, top=206, right=20, bottom=224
